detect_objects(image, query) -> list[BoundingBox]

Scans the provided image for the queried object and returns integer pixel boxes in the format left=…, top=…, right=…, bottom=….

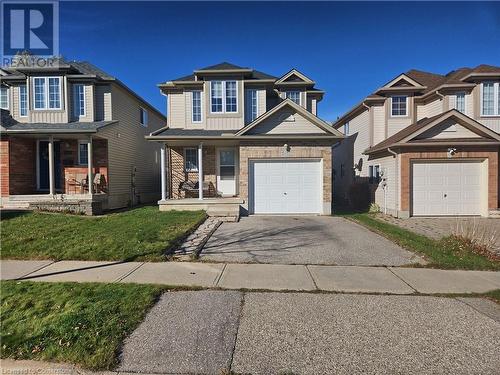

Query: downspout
left=387, top=147, right=398, bottom=216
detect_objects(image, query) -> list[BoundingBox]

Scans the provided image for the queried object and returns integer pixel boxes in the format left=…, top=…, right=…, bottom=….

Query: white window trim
left=245, top=89, right=258, bottom=123
left=184, top=147, right=198, bottom=172
left=192, top=90, right=202, bottom=123
left=480, top=81, right=499, bottom=117
left=78, top=140, right=88, bottom=165
left=344, top=121, right=350, bottom=135
left=210, top=80, right=238, bottom=114
left=0, top=86, right=9, bottom=110
left=390, top=95, right=409, bottom=117
left=32, top=76, right=62, bottom=110
left=73, top=84, right=86, bottom=117
left=140, top=107, right=148, bottom=127
left=19, top=84, right=28, bottom=117
left=285, top=90, right=302, bottom=106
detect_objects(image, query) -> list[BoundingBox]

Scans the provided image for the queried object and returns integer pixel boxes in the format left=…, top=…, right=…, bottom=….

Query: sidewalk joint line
left=17, top=260, right=57, bottom=280
left=114, top=262, right=146, bottom=283
left=386, top=267, right=418, bottom=293
left=305, top=265, right=319, bottom=290
left=454, top=297, right=500, bottom=324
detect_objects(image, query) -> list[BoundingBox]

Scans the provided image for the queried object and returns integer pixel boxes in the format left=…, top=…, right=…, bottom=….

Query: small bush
left=369, top=203, right=380, bottom=213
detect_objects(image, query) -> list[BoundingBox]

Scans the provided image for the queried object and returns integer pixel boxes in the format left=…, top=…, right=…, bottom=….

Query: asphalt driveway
left=200, top=216, right=424, bottom=266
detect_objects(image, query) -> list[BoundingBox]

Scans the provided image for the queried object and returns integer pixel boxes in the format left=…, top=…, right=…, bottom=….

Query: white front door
left=217, top=148, right=237, bottom=196
left=249, top=159, right=322, bottom=214
left=412, top=161, right=482, bottom=216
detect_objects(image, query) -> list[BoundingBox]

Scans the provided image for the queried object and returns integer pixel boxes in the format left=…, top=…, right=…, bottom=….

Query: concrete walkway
left=2, top=259, right=499, bottom=294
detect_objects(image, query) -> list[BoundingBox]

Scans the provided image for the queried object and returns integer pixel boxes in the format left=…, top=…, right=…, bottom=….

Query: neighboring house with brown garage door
left=0, top=54, right=166, bottom=214
left=146, top=62, right=343, bottom=220
left=333, top=64, right=500, bottom=218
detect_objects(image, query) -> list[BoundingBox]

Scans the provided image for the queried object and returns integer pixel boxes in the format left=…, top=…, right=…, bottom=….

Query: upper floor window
left=210, top=81, right=237, bottom=113
left=285, top=91, right=301, bottom=105
left=184, top=148, right=198, bottom=172
left=344, top=121, right=350, bottom=135
left=140, top=107, right=148, bottom=127
left=0, top=86, right=8, bottom=109
left=19, top=85, right=27, bottom=116
left=245, top=89, right=258, bottom=123
left=73, top=84, right=86, bottom=117
left=481, top=82, right=499, bottom=116
left=192, top=91, right=202, bottom=123
left=33, top=77, right=61, bottom=110
left=391, top=96, right=407, bottom=116
left=455, top=92, right=465, bottom=114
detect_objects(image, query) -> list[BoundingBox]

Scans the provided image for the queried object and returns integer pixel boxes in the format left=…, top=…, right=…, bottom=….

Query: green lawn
left=340, top=212, right=500, bottom=271
left=0, top=206, right=206, bottom=261
left=0, top=281, right=163, bottom=369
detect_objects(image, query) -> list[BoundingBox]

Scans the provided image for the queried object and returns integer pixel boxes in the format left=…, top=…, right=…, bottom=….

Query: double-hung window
left=344, top=121, right=350, bottom=135
left=184, top=148, right=198, bottom=172
left=33, top=77, right=61, bottom=109
left=391, top=96, right=407, bottom=116
left=140, top=107, right=148, bottom=127
left=192, top=91, right=202, bottom=122
left=0, top=87, right=8, bottom=109
left=19, top=85, right=27, bottom=116
left=481, top=82, right=499, bottom=116
left=78, top=141, right=88, bottom=165
left=210, top=81, right=237, bottom=113
left=285, top=91, right=301, bottom=105
left=73, top=84, right=86, bottom=117
left=455, top=92, right=465, bottom=114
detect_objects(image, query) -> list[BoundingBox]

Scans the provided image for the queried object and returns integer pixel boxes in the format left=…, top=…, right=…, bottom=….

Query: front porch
left=0, top=135, right=109, bottom=214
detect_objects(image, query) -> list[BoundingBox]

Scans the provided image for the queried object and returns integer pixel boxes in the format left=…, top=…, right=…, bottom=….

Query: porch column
left=87, top=136, right=93, bottom=195
left=198, top=143, right=203, bottom=200
left=48, top=136, right=55, bottom=196
left=160, top=144, right=166, bottom=201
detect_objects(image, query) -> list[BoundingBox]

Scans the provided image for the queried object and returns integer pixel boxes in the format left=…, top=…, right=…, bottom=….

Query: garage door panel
left=412, top=161, right=481, bottom=216
left=250, top=159, right=321, bottom=214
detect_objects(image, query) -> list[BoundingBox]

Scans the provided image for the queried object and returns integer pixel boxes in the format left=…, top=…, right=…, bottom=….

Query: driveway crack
left=228, top=292, right=245, bottom=373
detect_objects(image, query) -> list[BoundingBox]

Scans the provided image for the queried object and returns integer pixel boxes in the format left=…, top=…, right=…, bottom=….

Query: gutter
left=145, top=134, right=343, bottom=141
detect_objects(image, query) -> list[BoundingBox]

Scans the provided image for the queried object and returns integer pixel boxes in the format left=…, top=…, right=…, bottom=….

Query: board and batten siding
left=98, top=83, right=165, bottom=209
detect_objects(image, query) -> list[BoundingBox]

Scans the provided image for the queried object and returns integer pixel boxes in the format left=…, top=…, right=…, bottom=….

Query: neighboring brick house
left=333, top=65, right=500, bottom=218
left=146, top=62, right=343, bottom=219
left=0, top=55, right=165, bottom=214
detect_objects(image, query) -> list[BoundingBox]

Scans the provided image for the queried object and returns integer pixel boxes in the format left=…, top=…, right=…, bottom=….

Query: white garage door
left=412, top=161, right=482, bottom=216
left=249, top=159, right=322, bottom=214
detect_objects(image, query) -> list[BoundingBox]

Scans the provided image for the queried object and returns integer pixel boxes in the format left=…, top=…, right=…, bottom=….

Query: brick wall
left=9, top=137, right=36, bottom=195
left=169, top=146, right=217, bottom=198
left=0, top=139, right=9, bottom=196
left=400, top=147, right=499, bottom=211
left=239, top=141, right=332, bottom=204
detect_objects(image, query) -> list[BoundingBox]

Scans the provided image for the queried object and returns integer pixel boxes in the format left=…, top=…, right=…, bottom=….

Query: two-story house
left=333, top=64, right=500, bottom=218
left=0, top=55, right=165, bottom=214
left=147, top=62, right=343, bottom=219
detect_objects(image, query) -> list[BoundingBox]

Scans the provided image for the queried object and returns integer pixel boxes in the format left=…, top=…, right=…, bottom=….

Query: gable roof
left=365, top=109, right=500, bottom=154
left=236, top=99, right=342, bottom=136
left=275, top=69, right=315, bottom=85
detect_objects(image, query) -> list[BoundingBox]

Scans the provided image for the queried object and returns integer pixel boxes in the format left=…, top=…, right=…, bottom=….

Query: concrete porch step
left=488, top=210, right=500, bottom=218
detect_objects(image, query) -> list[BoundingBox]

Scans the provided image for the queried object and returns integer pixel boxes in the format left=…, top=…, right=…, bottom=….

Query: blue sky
left=59, top=1, right=500, bottom=121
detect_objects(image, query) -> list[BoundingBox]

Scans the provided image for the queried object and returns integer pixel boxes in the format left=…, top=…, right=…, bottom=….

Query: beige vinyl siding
left=416, top=98, right=443, bottom=121
left=94, top=84, right=112, bottom=121
left=416, top=119, right=481, bottom=139
left=11, top=85, right=22, bottom=121
left=167, top=91, right=186, bottom=128
left=349, top=110, right=371, bottom=177
left=387, top=96, right=414, bottom=136
left=98, top=83, right=165, bottom=209
left=258, top=88, right=266, bottom=116
left=246, top=108, right=326, bottom=135
left=204, top=80, right=244, bottom=130
left=69, top=83, right=94, bottom=122
left=477, top=118, right=500, bottom=133
left=373, top=155, right=398, bottom=214
left=28, top=76, right=69, bottom=123
left=372, top=104, right=385, bottom=145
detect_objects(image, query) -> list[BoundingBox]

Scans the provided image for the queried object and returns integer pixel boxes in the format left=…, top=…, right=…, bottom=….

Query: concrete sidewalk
left=1, top=259, right=499, bottom=294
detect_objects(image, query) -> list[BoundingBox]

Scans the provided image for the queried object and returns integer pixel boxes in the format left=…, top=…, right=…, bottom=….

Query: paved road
left=201, top=216, right=424, bottom=265
left=118, top=290, right=500, bottom=375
